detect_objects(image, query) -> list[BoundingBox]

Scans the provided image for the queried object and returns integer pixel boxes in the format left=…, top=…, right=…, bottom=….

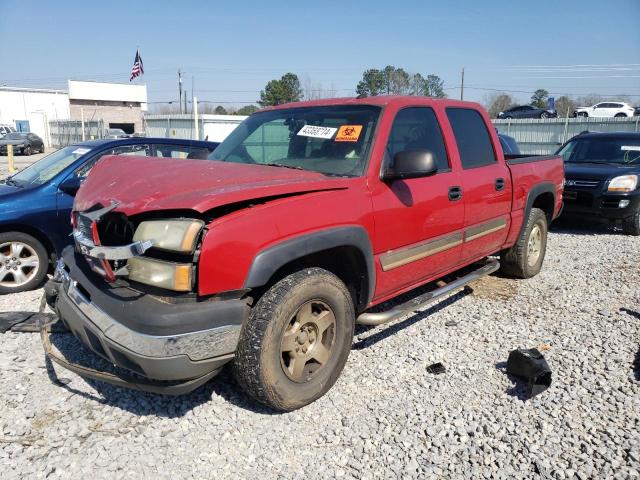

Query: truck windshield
left=558, top=137, right=640, bottom=165
left=209, top=105, right=381, bottom=176
left=9, top=145, right=91, bottom=186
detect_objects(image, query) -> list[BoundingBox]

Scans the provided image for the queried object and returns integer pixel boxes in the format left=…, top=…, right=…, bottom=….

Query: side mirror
left=58, top=176, right=82, bottom=196
left=383, top=149, right=438, bottom=181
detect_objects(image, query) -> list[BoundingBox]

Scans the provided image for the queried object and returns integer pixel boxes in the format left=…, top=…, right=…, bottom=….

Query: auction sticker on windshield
left=335, top=125, right=363, bottom=142
left=621, top=146, right=640, bottom=152
left=72, top=148, right=92, bottom=155
left=297, top=125, right=337, bottom=139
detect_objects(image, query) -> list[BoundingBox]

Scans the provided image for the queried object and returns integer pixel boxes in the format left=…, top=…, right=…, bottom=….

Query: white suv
left=574, top=102, right=636, bottom=118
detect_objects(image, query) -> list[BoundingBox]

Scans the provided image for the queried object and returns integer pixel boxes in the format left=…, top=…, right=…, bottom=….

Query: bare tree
left=485, top=92, right=515, bottom=118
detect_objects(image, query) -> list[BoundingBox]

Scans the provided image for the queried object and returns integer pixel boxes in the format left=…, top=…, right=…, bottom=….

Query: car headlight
left=127, top=257, right=193, bottom=291
left=608, top=175, right=638, bottom=193
left=133, top=219, right=204, bottom=253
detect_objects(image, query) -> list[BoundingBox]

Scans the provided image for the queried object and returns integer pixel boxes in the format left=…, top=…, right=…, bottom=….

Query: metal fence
left=49, top=120, right=105, bottom=148
left=492, top=117, right=640, bottom=155
left=144, top=114, right=246, bottom=143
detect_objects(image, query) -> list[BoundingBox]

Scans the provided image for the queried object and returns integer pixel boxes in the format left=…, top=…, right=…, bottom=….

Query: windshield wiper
left=2, top=177, right=22, bottom=187
left=262, top=162, right=306, bottom=171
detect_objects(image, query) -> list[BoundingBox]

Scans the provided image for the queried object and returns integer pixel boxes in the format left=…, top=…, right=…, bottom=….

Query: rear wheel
left=233, top=268, right=355, bottom=411
left=0, top=232, right=48, bottom=294
left=614, top=113, right=627, bottom=118
left=500, top=208, right=548, bottom=279
left=623, top=209, right=640, bottom=236
left=540, top=112, right=550, bottom=119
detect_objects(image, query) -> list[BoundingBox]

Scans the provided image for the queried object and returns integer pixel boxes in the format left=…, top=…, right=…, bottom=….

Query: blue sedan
left=0, top=137, right=219, bottom=293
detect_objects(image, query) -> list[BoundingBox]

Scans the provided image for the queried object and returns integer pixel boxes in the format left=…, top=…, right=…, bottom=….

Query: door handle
left=448, top=186, right=462, bottom=201
left=495, top=178, right=505, bottom=191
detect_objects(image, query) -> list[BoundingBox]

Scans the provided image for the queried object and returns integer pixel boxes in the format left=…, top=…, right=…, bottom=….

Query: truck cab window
left=446, top=108, right=497, bottom=169
left=385, top=107, right=449, bottom=171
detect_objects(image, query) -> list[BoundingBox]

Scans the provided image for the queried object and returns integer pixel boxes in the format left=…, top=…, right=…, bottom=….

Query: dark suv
left=557, top=132, right=640, bottom=235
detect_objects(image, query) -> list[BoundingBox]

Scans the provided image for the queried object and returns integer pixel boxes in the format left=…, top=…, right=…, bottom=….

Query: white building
left=0, top=87, right=70, bottom=144
left=0, top=81, right=148, bottom=146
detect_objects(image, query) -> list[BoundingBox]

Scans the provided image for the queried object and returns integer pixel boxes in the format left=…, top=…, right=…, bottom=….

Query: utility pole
left=178, top=69, right=183, bottom=114
left=460, top=67, right=465, bottom=101
left=193, top=96, right=199, bottom=140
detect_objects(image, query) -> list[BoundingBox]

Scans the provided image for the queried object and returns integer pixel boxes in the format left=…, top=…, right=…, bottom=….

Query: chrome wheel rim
left=280, top=300, right=336, bottom=383
left=0, top=242, right=40, bottom=288
left=527, top=225, right=542, bottom=267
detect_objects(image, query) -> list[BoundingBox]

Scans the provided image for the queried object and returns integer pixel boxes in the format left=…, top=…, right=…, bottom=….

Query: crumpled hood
left=74, top=155, right=350, bottom=215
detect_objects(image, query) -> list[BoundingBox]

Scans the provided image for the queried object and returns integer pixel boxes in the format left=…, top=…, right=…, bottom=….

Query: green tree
left=530, top=89, right=550, bottom=109
left=258, top=73, right=303, bottom=106
left=382, top=65, right=410, bottom=94
left=356, top=69, right=385, bottom=97
left=424, top=74, right=446, bottom=98
left=236, top=105, right=259, bottom=116
left=214, top=105, right=228, bottom=115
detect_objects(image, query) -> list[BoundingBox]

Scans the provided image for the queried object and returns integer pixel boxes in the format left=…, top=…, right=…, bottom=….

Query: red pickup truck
left=43, top=96, right=564, bottom=411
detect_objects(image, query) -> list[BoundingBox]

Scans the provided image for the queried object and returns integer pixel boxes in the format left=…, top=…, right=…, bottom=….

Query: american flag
left=130, top=50, right=144, bottom=81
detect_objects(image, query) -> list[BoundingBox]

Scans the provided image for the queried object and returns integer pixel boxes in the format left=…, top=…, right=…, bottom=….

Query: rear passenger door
left=445, top=108, right=512, bottom=261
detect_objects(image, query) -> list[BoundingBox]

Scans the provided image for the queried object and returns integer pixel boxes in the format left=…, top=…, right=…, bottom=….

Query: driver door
left=371, top=107, right=464, bottom=298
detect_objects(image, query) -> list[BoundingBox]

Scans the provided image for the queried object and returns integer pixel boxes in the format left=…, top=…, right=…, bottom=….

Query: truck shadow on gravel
left=45, top=333, right=277, bottom=416
left=352, top=288, right=472, bottom=350
left=620, top=308, right=640, bottom=382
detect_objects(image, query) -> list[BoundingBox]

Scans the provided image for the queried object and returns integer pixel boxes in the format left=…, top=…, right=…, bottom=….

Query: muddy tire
left=500, top=208, right=548, bottom=279
left=623, top=208, right=640, bottom=236
left=0, top=232, right=48, bottom=294
left=233, top=268, right=355, bottom=411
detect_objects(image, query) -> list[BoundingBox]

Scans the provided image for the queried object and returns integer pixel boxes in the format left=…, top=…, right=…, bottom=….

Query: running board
left=356, top=260, right=500, bottom=326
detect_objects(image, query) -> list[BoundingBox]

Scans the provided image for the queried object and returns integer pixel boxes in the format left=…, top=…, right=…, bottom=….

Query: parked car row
left=497, top=101, right=638, bottom=120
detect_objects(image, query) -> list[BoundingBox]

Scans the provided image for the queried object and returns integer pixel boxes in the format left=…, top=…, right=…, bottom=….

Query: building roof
left=0, top=86, right=68, bottom=95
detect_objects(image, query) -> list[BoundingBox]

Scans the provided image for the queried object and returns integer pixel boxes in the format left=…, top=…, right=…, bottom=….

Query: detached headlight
left=608, top=175, right=638, bottom=193
left=128, top=257, right=193, bottom=291
left=133, top=219, right=204, bottom=253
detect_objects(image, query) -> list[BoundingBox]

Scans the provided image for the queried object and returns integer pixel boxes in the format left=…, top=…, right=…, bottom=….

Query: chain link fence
left=493, top=116, right=640, bottom=155
left=48, top=120, right=105, bottom=148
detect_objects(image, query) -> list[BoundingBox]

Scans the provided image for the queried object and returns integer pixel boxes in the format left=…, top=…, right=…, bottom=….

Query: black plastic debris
left=506, top=348, right=552, bottom=397
left=427, top=362, right=446, bottom=375
left=0, top=312, right=66, bottom=333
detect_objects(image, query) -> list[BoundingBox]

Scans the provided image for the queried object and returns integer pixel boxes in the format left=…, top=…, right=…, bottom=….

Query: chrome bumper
left=55, top=261, right=241, bottom=362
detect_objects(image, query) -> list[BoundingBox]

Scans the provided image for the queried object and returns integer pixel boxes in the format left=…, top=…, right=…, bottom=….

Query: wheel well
left=531, top=192, right=555, bottom=224
left=0, top=224, right=56, bottom=265
left=257, top=246, right=370, bottom=313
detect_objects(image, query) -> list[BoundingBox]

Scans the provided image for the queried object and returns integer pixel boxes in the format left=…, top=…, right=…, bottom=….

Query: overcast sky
left=1, top=0, right=639, bottom=107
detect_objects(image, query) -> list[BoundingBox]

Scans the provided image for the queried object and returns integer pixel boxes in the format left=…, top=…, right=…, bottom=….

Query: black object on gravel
left=506, top=348, right=552, bottom=397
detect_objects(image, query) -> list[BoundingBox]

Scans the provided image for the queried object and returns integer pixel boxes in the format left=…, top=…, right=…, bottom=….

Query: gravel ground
left=0, top=224, right=639, bottom=479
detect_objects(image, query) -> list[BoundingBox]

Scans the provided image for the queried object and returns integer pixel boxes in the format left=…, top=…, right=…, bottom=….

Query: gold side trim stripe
left=379, top=218, right=508, bottom=271
left=380, top=233, right=463, bottom=271
left=464, top=218, right=507, bottom=242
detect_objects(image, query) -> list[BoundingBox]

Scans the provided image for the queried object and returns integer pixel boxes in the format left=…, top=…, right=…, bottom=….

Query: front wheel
left=623, top=209, right=640, bottom=236
left=24, top=145, right=32, bottom=156
left=234, top=268, right=355, bottom=411
left=0, top=232, right=48, bottom=294
left=500, top=208, right=548, bottom=279
left=578, top=112, right=588, bottom=118
left=540, top=112, right=550, bottom=119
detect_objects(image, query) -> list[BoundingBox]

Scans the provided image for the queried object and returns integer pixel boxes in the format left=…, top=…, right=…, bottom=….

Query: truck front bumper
left=42, top=247, right=249, bottom=394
